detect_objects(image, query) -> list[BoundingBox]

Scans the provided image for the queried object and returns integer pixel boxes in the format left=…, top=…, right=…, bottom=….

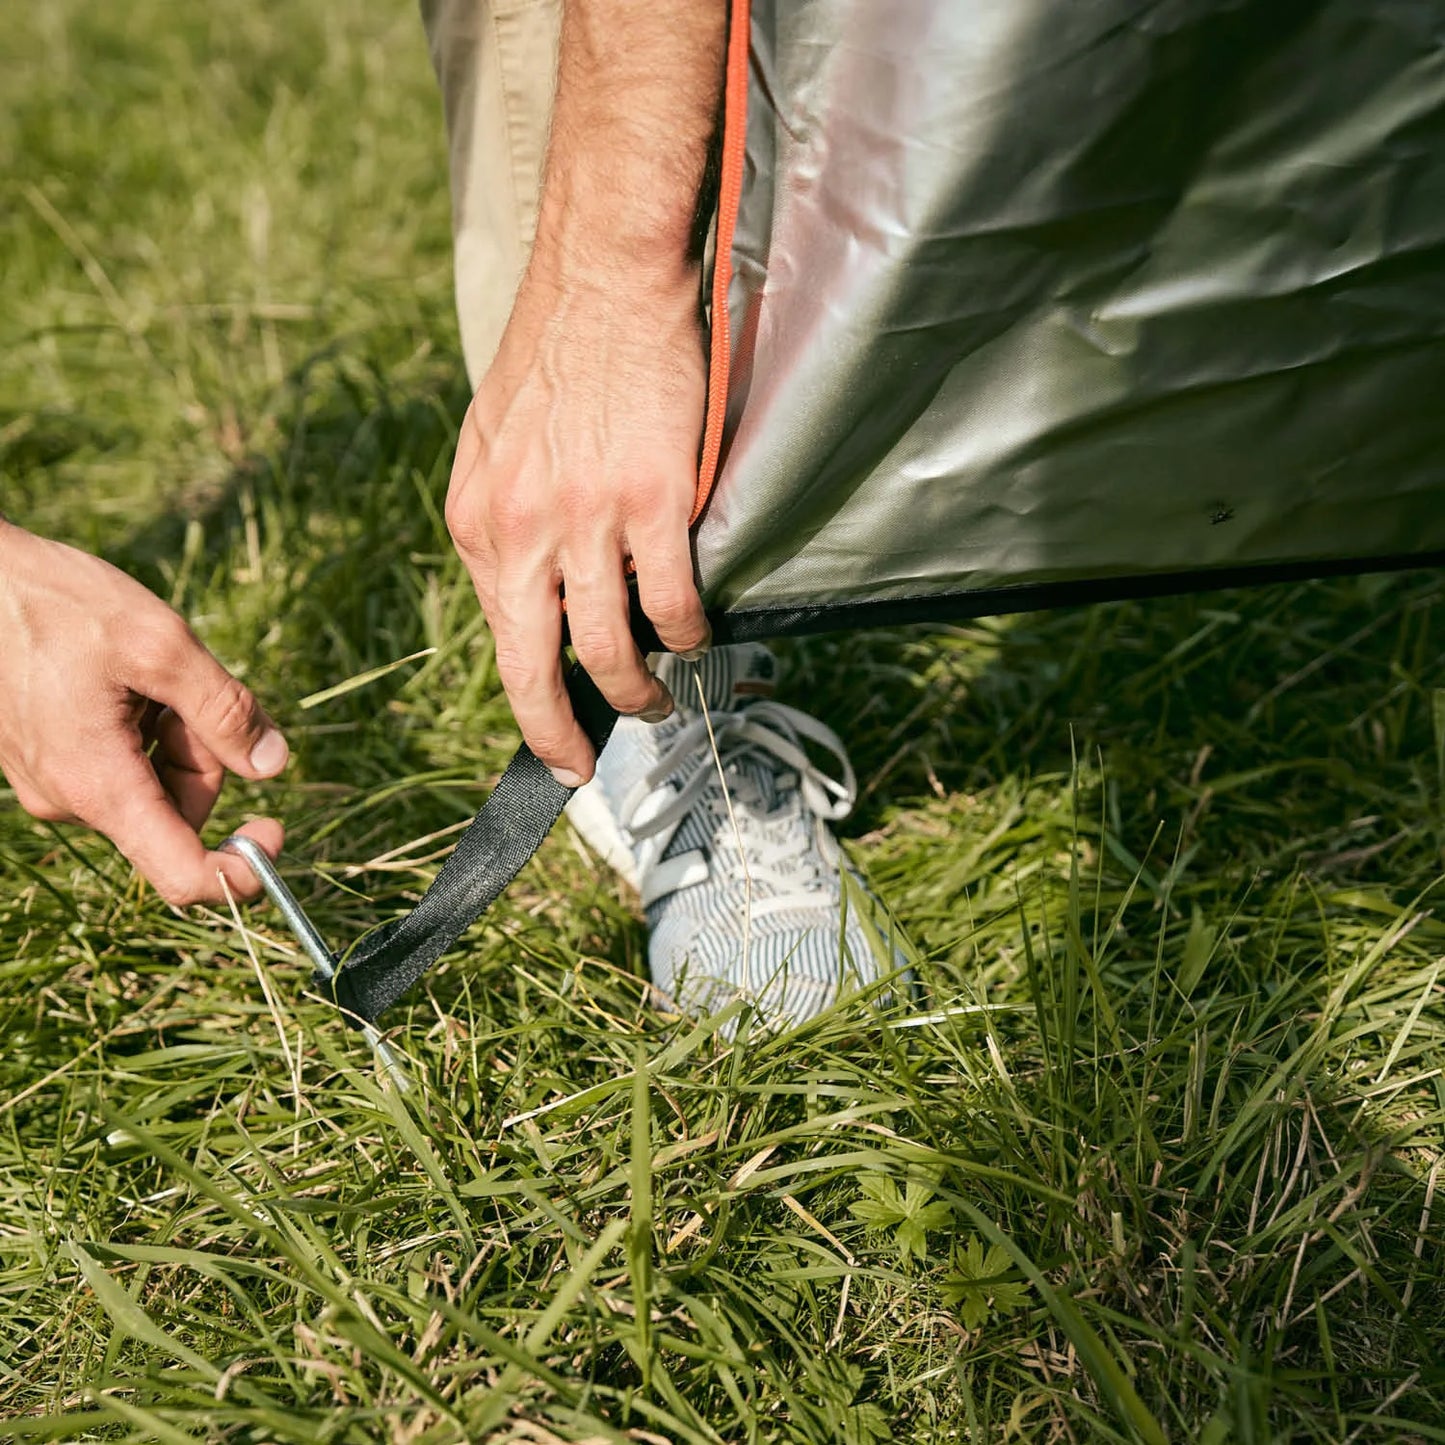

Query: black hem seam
left=698, top=550, right=1445, bottom=645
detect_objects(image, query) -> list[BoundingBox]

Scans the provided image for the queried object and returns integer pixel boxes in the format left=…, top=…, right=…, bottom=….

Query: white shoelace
left=618, top=700, right=858, bottom=914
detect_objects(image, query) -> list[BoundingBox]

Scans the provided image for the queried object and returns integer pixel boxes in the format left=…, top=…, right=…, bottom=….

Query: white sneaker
left=564, top=644, right=905, bottom=1027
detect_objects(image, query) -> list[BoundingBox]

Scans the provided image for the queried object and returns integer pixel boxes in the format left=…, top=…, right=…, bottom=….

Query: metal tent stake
left=220, top=835, right=409, bottom=1091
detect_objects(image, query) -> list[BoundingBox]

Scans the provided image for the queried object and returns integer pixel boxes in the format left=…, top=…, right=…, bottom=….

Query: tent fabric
left=693, top=0, right=1445, bottom=632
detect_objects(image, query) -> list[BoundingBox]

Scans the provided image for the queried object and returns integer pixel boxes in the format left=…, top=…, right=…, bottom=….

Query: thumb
left=138, top=621, right=289, bottom=780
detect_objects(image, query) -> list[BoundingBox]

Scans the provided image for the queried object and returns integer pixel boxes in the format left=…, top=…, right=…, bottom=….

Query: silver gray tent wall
left=690, top=0, right=1445, bottom=641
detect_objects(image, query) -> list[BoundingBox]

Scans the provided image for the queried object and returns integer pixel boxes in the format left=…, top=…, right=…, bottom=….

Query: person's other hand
left=445, top=265, right=711, bottom=786
left=0, top=520, right=288, bottom=904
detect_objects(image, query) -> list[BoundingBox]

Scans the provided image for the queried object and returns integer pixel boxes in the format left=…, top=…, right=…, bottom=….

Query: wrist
left=529, top=183, right=704, bottom=303
left=513, top=235, right=704, bottom=350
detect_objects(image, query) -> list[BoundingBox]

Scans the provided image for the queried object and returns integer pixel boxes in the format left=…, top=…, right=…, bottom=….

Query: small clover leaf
left=942, top=1235, right=1031, bottom=1330
left=850, top=1171, right=952, bottom=1265
left=848, top=1173, right=904, bottom=1228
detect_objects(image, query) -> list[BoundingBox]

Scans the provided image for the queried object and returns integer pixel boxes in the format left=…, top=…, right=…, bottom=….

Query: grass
left=2, top=2, right=1444, bottom=1440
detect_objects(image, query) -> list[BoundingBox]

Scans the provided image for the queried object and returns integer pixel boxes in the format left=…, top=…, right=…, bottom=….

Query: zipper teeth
left=691, top=0, right=752, bottom=526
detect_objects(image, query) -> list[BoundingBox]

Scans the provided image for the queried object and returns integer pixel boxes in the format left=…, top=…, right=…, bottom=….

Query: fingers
left=448, top=449, right=598, bottom=783
left=565, top=547, right=674, bottom=721
left=134, top=619, right=289, bottom=781
left=150, top=707, right=224, bottom=831
left=628, top=517, right=711, bottom=660
left=11, top=729, right=283, bottom=904
left=225, top=816, right=286, bottom=878
left=458, top=524, right=694, bottom=788
left=85, top=746, right=284, bottom=907
left=485, top=572, right=598, bottom=785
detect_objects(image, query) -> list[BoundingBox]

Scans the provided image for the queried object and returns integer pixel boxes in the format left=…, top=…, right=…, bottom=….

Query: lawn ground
left=2, top=3, right=1444, bottom=1440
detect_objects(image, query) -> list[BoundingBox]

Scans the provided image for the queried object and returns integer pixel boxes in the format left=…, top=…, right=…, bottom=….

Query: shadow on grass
left=796, top=568, right=1444, bottom=886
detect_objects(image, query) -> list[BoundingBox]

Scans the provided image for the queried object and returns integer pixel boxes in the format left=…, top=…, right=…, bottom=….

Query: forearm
left=529, top=0, right=727, bottom=296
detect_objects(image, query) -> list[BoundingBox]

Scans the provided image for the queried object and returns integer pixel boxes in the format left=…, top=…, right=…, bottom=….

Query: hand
left=445, top=266, right=712, bottom=785
left=0, top=521, right=288, bottom=905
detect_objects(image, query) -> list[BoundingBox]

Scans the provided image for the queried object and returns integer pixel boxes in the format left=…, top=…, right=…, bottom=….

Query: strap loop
left=328, top=662, right=618, bottom=1025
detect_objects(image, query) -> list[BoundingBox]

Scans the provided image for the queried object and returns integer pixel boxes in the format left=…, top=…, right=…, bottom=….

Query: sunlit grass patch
left=3, top=2, right=1444, bottom=1439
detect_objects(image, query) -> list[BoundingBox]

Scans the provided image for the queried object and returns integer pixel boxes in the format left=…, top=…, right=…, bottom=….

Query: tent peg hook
left=219, top=835, right=410, bottom=1092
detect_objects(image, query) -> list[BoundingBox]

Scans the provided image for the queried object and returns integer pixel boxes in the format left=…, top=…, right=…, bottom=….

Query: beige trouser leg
left=420, top=0, right=561, bottom=391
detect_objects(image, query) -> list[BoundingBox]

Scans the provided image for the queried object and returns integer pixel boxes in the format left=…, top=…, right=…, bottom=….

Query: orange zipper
left=691, top=0, right=751, bottom=526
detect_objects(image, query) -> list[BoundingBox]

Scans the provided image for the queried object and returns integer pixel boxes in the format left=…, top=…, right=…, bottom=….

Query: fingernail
left=550, top=766, right=587, bottom=789
left=677, top=624, right=713, bottom=663
left=639, top=687, right=676, bottom=724
left=249, top=729, right=289, bottom=775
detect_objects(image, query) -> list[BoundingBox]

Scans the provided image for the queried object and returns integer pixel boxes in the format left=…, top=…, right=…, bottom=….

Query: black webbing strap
left=327, top=662, right=618, bottom=1025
